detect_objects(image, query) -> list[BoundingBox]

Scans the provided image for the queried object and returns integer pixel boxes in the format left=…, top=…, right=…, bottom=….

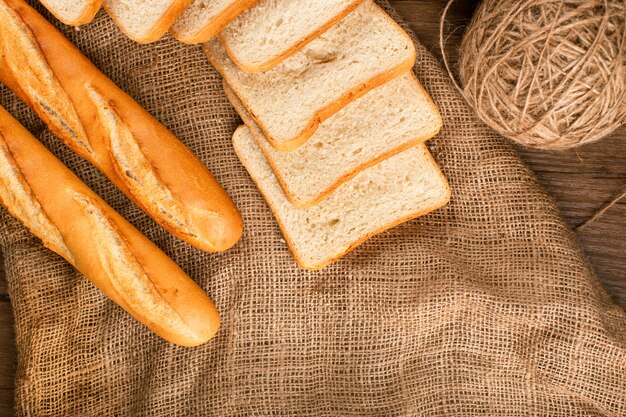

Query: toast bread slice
left=104, top=0, right=192, bottom=43
left=218, top=0, right=364, bottom=72
left=205, top=1, right=416, bottom=150
left=224, top=72, right=443, bottom=207
left=38, top=0, right=102, bottom=25
left=233, top=125, right=450, bottom=270
left=171, top=0, right=257, bottom=44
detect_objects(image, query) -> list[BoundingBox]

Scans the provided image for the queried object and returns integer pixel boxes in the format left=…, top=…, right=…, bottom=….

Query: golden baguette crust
left=223, top=75, right=443, bottom=207
left=104, top=0, right=194, bottom=43
left=0, top=106, right=220, bottom=346
left=171, top=0, right=258, bottom=44
left=217, top=0, right=364, bottom=73
left=0, top=0, right=243, bottom=252
left=38, top=0, right=103, bottom=26
left=0, top=1, right=93, bottom=158
left=204, top=2, right=417, bottom=151
left=0, top=134, right=74, bottom=262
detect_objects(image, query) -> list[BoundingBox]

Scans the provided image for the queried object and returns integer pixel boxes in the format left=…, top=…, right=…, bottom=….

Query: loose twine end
left=575, top=185, right=626, bottom=233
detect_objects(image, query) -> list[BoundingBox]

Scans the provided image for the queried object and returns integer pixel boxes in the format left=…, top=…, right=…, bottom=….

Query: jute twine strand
left=442, top=0, right=626, bottom=150
left=575, top=184, right=626, bottom=232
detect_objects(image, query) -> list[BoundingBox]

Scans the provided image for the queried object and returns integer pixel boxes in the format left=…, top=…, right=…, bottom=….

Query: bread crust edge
left=171, top=0, right=258, bottom=44
left=103, top=0, right=193, bottom=43
left=224, top=72, right=443, bottom=208
left=233, top=127, right=451, bottom=271
left=217, top=0, right=365, bottom=73
left=38, top=0, right=103, bottom=26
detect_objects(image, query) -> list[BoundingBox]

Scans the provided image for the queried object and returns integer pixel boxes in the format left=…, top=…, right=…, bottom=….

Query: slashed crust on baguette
left=72, top=192, right=201, bottom=343
left=0, top=104, right=221, bottom=346
left=0, top=134, right=74, bottom=263
left=0, top=0, right=242, bottom=253
left=85, top=86, right=195, bottom=238
left=0, top=1, right=92, bottom=157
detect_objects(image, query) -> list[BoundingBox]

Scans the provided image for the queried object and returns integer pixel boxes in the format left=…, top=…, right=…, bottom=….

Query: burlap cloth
left=1, top=1, right=625, bottom=415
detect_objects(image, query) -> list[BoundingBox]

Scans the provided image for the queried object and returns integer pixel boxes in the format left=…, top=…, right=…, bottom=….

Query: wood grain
left=0, top=302, right=15, bottom=416
left=517, top=129, right=626, bottom=307
left=0, top=0, right=624, bottom=414
left=0, top=391, right=13, bottom=417
left=0, top=252, right=5, bottom=296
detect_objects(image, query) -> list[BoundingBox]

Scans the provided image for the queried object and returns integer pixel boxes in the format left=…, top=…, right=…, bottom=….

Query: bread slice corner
left=104, top=0, right=193, bottom=43
left=39, top=0, right=103, bottom=25
left=218, top=0, right=365, bottom=72
left=171, top=0, right=258, bottom=44
left=233, top=125, right=450, bottom=270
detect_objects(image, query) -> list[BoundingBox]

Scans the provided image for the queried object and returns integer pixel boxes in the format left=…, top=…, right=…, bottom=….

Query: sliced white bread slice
left=39, top=0, right=102, bottom=25
left=205, top=0, right=416, bottom=151
left=218, top=0, right=364, bottom=72
left=104, top=0, right=192, bottom=43
left=171, top=0, right=257, bottom=44
left=233, top=126, right=450, bottom=270
left=224, top=71, right=443, bottom=207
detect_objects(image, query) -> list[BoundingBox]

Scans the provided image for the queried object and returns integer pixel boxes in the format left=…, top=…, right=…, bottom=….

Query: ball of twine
left=446, top=0, right=626, bottom=150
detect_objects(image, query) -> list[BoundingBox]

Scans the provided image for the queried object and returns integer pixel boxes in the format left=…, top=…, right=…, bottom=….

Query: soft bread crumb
left=39, top=0, right=94, bottom=23
left=233, top=126, right=450, bottom=269
left=220, top=0, right=362, bottom=70
left=172, top=0, right=247, bottom=41
left=224, top=71, right=442, bottom=206
left=104, top=0, right=181, bottom=40
left=205, top=1, right=416, bottom=146
left=0, top=2, right=92, bottom=156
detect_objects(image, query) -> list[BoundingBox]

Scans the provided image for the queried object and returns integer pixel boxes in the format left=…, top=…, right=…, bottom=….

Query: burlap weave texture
left=1, top=1, right=625, bottom=415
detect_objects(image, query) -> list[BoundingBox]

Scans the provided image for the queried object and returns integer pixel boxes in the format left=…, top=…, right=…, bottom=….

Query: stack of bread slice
left=39, top=0, right=450, bottom=268
left=205, top=0, right=451, bottom=269
left=40, top=0, right=259, bottom=43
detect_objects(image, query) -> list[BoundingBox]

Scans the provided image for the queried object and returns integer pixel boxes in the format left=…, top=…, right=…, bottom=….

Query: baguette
left=0, top=0, right=243, bottom=253
left=0, top=105, right=220, bottom=346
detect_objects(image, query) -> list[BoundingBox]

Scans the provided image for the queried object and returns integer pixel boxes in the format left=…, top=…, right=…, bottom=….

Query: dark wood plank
left=0, top=390, right=14, bottom=417
left=0, top=249, right=6, bottom=296
left=0, top=302, right=15, bottom=388
left=0, top=301, right=15, bottom=416
left=392, top=0, right=478, bottom=61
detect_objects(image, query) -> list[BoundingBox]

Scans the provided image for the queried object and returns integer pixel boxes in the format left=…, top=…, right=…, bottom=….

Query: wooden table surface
left=1, top=1, right=625, bottom=414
